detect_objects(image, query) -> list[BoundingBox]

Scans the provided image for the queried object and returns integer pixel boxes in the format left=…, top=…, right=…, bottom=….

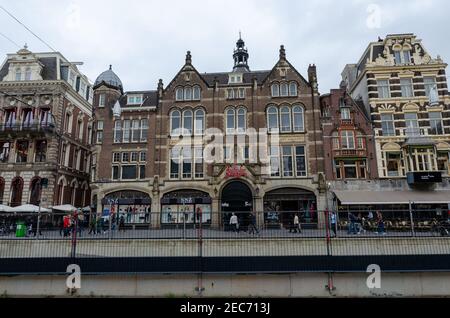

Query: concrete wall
left=1, top=272, right=450, bottom=297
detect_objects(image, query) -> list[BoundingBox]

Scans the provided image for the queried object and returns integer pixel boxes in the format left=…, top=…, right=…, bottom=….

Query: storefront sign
left=225, top=165, right=247, bottom=179
left=407, top=172, right=443, bottom=184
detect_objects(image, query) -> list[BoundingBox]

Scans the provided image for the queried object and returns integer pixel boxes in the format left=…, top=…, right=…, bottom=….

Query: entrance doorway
left=221, top=181, right=253, bottom=231
left=264, top=188, right=317, bottom=229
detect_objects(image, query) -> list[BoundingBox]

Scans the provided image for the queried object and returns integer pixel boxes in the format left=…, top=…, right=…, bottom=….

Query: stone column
left=211, top=197, right=221, bottom=229
left=254, top=195, right=264, bottom=229
left=316, top=192, right=327, bottom=229
left=151, top=192, right=161, bottom=229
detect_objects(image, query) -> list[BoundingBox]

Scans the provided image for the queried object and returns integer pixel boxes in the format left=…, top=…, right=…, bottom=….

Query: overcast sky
left=0, top=0, right=448, bottom=93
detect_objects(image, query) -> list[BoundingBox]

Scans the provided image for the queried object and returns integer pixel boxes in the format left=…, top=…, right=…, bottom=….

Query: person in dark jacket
left=247, top=212, right=259, bottom=235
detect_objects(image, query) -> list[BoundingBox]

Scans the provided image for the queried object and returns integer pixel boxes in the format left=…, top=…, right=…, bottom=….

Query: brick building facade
left=0, top=47, right=92, bottom=209
left=91, top=38, right=327, bottom=228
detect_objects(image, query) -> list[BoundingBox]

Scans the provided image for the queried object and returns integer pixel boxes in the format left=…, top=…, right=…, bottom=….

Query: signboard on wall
left=407, top=172, right=443, bottom=184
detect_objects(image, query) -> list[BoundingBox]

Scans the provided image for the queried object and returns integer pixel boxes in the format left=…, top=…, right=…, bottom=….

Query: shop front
left=264, top=188, right=318, bottom=229
left=160, top=190, right=212, bottom=228
left=221, top=181, right=253, bottom=231
left=101, top=191, right=151, bottom=225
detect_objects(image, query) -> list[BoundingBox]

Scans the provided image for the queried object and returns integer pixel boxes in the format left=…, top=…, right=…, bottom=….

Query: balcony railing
left=0, top=123, right=55, bottom=134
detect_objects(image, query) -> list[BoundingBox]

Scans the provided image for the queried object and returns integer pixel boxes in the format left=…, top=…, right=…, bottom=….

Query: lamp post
left=35, top=178, right=48, bottom=240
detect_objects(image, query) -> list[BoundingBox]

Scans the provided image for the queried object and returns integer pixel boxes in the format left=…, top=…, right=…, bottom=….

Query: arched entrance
left=221, top=181, right=253, bottom=231
left=161, top=190, right=212, bottom=228
left=102, top=191, right=151, bottom=225
left=264, top=188, right=317, bottom=228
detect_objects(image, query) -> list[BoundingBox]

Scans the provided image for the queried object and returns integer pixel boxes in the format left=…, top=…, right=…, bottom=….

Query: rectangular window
left=127, top=95, right=143, bottom=105
left=0, top=141, right=10, bottom=163
left=139, top=165, right=146, bottom=179
left=113, top=153, right=120, bottom=163
left=381, top=114, right=395, bottom=136
left=343, top=160, right=358, bottom=179
left=122, top=152, right=129, bottom=162
left=295, top=146, right=306, bottom=177
left=96, top=120, right=104, bottom=144
left=140, top=152, right=147, bottom=162
left=99, top=94, right=105, bottom=107
left=16, top=140, right=29, bottom=163
left=132, top=120, right=140, bottom=142
left=429, top=112, right=444, bottom=135
left=112, top=166, right=120, bottom=180
left=182, top=147, right=192, bottom=179
left=387, top=153, right=401, bottom=177
left=131, top=152, right=138, bottom=162
left=282, top=146, right=293, bottom=177
left=123, top=120, right=131, bottom=142
left=424, top=77, right=436, bottom=97
left=400, top=78, right=413, bottom=97
left=394, top=51, right=402, bottom=65
left=335, top=161, right=342, bottom=179
left=404, top=113, right=419, bottom=136
left=341, top=131, right=355, bottom=149
left=377, top=80, right=390, bottom=99
left=140, top=119, right=148, bottom=142
left=114, top=121, right=122, bottom=143
left=341, top=108, right=351, bottom=120
left=170, top=148, right=180, bottom=179
left=121, top=165, right=137, bottom=180
left=359, top=160, right=367, bottom=179
left=194, top=147, right=204, bottom=179
left=269, top=146, right=280, bottom=177
left=403, top=51, right=411, bottom=64
left=239, top=88, right=245, bottom=99
left=35, top=140, right=47, bottom=163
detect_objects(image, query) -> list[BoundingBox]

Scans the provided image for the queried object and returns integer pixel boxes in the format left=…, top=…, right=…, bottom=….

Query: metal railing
left=0, top=210, right=449, bottom=273
left=0, top=122, right=55, bottom=133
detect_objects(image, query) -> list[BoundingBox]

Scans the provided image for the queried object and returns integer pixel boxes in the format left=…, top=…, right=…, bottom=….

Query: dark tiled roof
left=0, top=62, right=9, bottom=80
left=39, top=57, right=58, bottom=80
left=201, top=70, right=271, bottom=86
left=119, top=91, right=158, bottom=107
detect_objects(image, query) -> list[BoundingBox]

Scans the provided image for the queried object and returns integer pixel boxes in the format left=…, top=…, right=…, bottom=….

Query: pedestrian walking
left=230, top=213, right=239, bottom=233
left=348, top=213, right=357, bottom=235
left=63, top=214, right=71, bottom=237
left=290, top=214, right=301, bottom=233
left=376, top=211, right=386, bottom=235
left=119, top=215, right=126, bottom=232
left=248, top=212, right=259, bottom=235
left=88, top=215, right=97, bottom=235
left=330, top=211, right=337, bottom=237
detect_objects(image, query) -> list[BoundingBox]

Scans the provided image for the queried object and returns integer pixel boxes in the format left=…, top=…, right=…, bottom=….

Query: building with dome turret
left=0, top=47, right=93, bottom=209
left=90, top=37, right=326, bottom=229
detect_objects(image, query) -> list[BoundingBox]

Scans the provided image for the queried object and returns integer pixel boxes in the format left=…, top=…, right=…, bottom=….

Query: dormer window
left=127, top=95, right=143, bottom=105
left=229, top=74, right=242, bottom=84
left=394, top=47, right=412, bottom=65
left=15, top=68, right=22, bottom=81
left=25, top=68, right=32, bottom=81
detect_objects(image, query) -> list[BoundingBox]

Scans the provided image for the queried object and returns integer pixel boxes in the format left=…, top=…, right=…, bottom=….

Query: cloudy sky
left=0, top=0, right=448, bottom=93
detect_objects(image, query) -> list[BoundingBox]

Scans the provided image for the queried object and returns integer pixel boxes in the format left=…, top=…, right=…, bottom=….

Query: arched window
left=176, top=88, right=184, bottom=101
left=194, top=109, right=205, bottom=135
left=193, top=86, right=201, bottom=100
left=25, top=68, right=32, bottom=81
left=226, top=108, right=235, bottom=134
left=170, top=110, right=181, bottom=136
left=267, top=106, right=279, bottom=132
left=10, top=177, right=23, bottom=207
left=280, top=83, right=289, bottom=97
left=184, top=87, right=192, bottom=101
left=292, top=105, right=305, bottom=132
left=15, top=68, right=22, bottom=81
left=280, top=106, right=291, bottom=132
left=271, top=84, right=280, bottom=97
left=289, top=82, right=298, bottom=96
left=29, top=178, right=41, bottom=205
left=236, top=108, right=246, bottom=133
left=182, top=109, right=193, bottom=135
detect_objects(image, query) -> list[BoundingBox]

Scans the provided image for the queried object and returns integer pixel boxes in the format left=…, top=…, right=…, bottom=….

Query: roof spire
left=185, top=51, right=192, bottom=65
left=233, top=35, right=250, bottom=72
